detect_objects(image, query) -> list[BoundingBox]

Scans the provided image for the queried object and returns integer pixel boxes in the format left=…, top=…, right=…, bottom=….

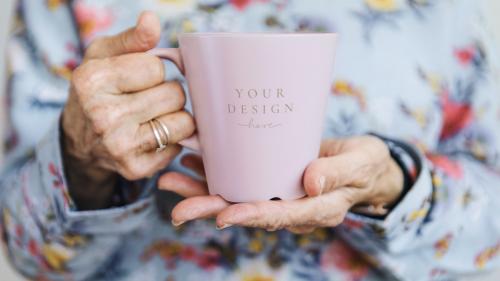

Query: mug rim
left=178, top=32, right=338, bottom=38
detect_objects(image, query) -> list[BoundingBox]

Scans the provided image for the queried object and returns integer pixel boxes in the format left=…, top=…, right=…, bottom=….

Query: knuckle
left=179, top=111, right=195, bottom=130
left=270, top=205, right=289, bottom=229
left=308, top=197, right=340, bottom=227
left=87, top=106, right=110, bottom=135
left=106, top=103, right=128, bottom=124
left=139, top=132, right=156, bottom=152
left=121, top=159, right=149, bottom=181
left=170, top=80, right=184, bottom=94
left=90, top=118, right=108, bottom=136
left=86, top=107, right=108, bottom=135
left=308, top=212, right=325, bottom=226
left=168, top=111, right=195, bottom=141
left=105, top=56, right=121, bottom=71
left=121, top=161, right=137, bottom=180
left=71, top=67, right=89, bottom=95
left=120, top=168, right=139, bottom=181
left=72, top=60, right=107, bottom=96
left=354, top=176, right=369, bottom=187
left=170, top=81, right=186, bottom=107
left=87, top=102, right=125, bottom=135
left=104, top=135, right=132, bottom=159
left=328, top=211, right=346, bottom=227
left=152, top=57, right=165, bottom=81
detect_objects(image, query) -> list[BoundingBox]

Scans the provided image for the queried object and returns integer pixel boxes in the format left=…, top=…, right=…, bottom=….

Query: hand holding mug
left=160, top=135, right=404, bottom=234
left=153, top=32, right=337, bottom=202
left=62, top=12, right=194, bottom=209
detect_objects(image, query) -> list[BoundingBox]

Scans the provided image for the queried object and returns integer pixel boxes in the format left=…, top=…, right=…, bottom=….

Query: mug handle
left=150, top=48, right=201, bottom=152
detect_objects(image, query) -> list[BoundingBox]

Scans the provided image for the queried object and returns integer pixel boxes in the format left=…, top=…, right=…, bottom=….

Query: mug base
left=212, top=190, right=306, bottom=203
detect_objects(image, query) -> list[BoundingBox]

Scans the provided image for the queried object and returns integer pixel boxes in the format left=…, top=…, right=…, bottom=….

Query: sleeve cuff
left=35, top=120, right=156, bottom=234
left=343, top=142, right=434, bottom=251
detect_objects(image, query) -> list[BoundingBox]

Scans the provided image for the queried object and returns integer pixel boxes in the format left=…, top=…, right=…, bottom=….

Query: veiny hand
left=159, top=136, right=403, bottom=234
left=62, top=12, right=194, bottom=209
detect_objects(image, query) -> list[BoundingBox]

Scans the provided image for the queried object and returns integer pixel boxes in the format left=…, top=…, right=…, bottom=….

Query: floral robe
left=1, top=0, right=500, bottom=280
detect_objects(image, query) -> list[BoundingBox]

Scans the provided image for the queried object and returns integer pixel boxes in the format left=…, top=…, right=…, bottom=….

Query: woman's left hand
left=159, top=135, right=404, bottom=234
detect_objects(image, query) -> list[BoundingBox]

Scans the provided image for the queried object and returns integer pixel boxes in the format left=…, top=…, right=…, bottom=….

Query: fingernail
left=318, top=176, right=326, bottom=195
left=171, top=220, right=185, bottom=227
left=216, top=223, right=232, bottom=230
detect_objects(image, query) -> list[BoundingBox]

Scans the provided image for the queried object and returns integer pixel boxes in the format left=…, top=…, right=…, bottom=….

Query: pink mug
left=152, top=33, right=337, bottom=202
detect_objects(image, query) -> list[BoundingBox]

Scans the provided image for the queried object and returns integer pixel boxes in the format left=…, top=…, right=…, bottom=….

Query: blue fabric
left=1, top=0, right=500, bottom=280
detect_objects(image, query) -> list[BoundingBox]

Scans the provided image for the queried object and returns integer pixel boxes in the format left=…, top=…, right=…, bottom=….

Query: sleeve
left=0, top=2, right=156, bottom=280
left=338, top=1, right=500, bottom=279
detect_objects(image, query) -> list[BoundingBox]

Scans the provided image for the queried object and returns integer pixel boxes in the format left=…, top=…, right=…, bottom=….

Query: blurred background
left=0, top=0, right=499, bottom=280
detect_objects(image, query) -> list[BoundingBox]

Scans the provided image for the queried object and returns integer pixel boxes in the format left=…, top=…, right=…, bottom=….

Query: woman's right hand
left=61, top=12, right=195, bottom=209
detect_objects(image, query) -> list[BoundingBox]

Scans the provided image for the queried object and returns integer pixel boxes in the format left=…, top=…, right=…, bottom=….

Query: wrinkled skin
left=62, top=12, right=194, bottom=209
left=160, top=136, right=404, bottom=234
left=62, top=12, right=403, bottom=225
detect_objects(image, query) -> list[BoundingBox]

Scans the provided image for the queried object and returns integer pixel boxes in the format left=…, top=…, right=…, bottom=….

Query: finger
left=138, top=110, right=195, bottom=152
left=216, top=189, right=354, bottom=230
left=180, top=154, right=205, bottom=177
left=319, top=138, right=346, bottom=157
left=127, top=81, right=186, bottom=123
left=286, top=226, right=316, bottom=235
left=171, top=195, right=230, bottom=226
left=158, top=171, right=208, bottom=197
left=74, top=52, right=165, bottom=97
left=303, top=151, right=368, bottom=197
left=85, top=11, right=161, bottom=60
left=118, top=145, right=182, bottom=180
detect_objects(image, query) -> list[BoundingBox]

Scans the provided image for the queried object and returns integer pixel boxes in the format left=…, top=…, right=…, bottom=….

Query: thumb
left=84, top=11, right=161, bottom=60
left=303, top=153, right=362, bottom=197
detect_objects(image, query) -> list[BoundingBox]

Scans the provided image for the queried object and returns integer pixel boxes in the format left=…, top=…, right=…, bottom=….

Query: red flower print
left=230, top=0, right=272, bottom=10
left=180, top=246, right=197, bottom=261
left=74, top=2, right=113, bottom=41
left=454, top=46, right=476, bottom=66
left=321, top=240, right=369, bottom=281
left=434, top=233, right=453, bottom=259
left=48, top=163, right=64, bottom=189
left=142, top=240, right=222, bottom=271
left=230, top=0, right=252, bottom=10
left=15, top=224, right=23, bottom=237
left=141, top=240, right=220, bottom=270
left=64, top=59, right=78, bottom=71
left=342, top=218, right=364, bottom=230
left=427, top=154, right=463, bottom=179
left=48, top=163, right=73, bottom=207
left=195, top=248, right=220, bottom=271
left=28, top=239, right=40, bottom=256
left=439, top=90, right=473, bottom=140
left=48, top=162, right=58, bottom=176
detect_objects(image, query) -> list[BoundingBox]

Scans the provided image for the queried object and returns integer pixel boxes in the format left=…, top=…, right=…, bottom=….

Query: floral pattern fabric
left=1, top=0, right=500, bottom=280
